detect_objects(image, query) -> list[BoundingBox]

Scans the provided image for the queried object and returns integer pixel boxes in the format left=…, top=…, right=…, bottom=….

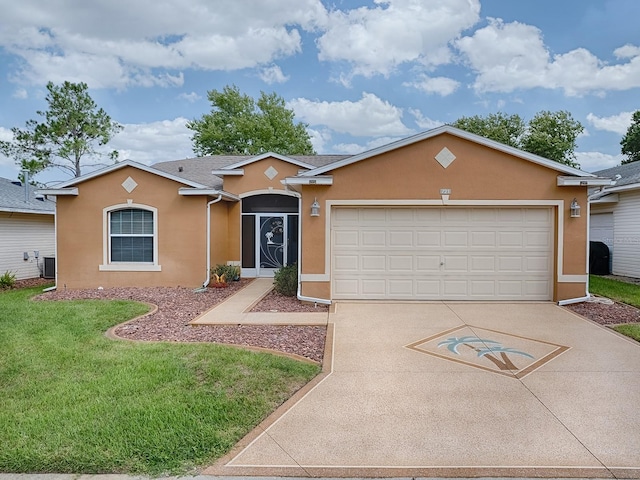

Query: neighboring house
left=0, top=177, right=56, bottom=280
left=39, top=125, right=611, bottom=303
left=589, top=161, right=640, bottom=278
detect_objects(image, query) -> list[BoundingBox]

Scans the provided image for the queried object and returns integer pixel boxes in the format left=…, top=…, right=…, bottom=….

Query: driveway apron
left=207, top=301, right=640, bottom=478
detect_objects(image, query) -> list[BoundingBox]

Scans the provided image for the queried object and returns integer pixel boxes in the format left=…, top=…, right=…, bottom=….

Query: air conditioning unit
left=43, top=257, right=56, bottom=279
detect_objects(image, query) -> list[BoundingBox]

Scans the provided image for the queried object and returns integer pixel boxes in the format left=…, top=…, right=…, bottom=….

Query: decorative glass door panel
left=259, top=216, right=284, bottom=273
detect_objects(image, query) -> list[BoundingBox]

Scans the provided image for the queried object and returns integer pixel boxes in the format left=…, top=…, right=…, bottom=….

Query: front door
left=258, top=215, right=285, bottom=276
left=241, top=194, right=299, bottom=278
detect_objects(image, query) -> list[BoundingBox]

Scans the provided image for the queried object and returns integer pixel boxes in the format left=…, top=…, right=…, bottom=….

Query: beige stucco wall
left=297, top=133, right=589, bottom=302
left=57, top=166, right=214, bottom=289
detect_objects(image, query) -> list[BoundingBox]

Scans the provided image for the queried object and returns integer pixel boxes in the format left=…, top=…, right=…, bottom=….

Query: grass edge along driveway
left=590, top=274, right=640, bottom=341
left=0, top=287, right=320, bottom=476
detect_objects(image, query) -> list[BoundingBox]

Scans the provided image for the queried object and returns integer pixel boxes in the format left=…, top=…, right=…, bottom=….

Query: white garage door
left=589, top=212, right=614, bottom=252
left=331, top=207, right=553, bottom=301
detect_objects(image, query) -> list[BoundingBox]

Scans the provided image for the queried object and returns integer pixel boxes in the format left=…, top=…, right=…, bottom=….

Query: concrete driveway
left=206, top=301, right=640, bottom=478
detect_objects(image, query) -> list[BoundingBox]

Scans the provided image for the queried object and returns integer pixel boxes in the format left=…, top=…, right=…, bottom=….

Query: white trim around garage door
left=298, top=198, right=587, bottom=285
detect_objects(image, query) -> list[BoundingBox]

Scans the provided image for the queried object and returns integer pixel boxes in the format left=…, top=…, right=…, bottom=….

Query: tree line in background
left=0, top=81, right=638, bottom=183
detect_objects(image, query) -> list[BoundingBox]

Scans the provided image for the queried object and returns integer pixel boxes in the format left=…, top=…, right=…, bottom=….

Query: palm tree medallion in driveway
left=406, top=325, right=569, bottom=378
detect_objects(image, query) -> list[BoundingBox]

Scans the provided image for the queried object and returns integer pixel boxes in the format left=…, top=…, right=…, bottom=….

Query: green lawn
left=589, top=275, right=640, bottom=308
left=0, top=287, right=320, bottom=475
left=589, top=275, right=640, bottom=341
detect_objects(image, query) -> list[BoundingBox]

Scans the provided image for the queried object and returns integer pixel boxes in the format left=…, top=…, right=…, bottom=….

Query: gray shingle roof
left=593, top=162, right=640, bottom=187
left=0, top=177, right=56, bottom=214
left=152, top=154, right=351, bottom=188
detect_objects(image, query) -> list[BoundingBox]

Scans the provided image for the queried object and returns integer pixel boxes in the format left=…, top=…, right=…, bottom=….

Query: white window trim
left=99, top=203, right=161, bottom=272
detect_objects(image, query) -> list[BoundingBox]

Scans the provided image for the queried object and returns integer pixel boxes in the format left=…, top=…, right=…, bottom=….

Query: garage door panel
left=471, top=231, right=497, bottom=246
left=332, top=207, right=552, bottom=301
left=499, top=231, right=526, bottom=247
left=499, top=256, right=523, bottom=272
left=417, top=231, right=440, bottom=246
left=470, top=256, right=495, bottom=272
left=362, top=255, right=386, bottom=271
left=334, top=255, right=358, bottom=271
left=334, top=230, right=359, bottom=247
left=389, top=256, right=413, bottom=271
left=362, top=231, right=386, bottom=246
left=470, top=280, right=495, bottom=296
left=443, top=231, right=468, bottom=247
left=416, top=280, right=440, bottom=295
left=389, top=231, right=413, bottom=246
left=443, top=255, right=468, bottom=271
left=362, top=279, right=386, bottom=295
left=525, top=231, right=551, bottom=247
left=443, top=280, right=468, bottom=296
left=417, top=255, right=441, bottom=271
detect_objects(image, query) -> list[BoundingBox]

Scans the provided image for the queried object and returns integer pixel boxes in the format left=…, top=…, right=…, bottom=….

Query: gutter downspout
left=46, top=194, right=58, bottom=292
left=557, top=198, right=592, bottom=306
left=202, top=195, right=223, bottom=288
left=296, top=195, right=331, bottom=305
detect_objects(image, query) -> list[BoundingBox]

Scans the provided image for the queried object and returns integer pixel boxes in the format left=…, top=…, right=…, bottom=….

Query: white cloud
left=0, top=0, right=328, bottom=89
left=575, top=151, right=624, bottom=173
left=456, top=18, right=640, bottom=95
left=108, top=117, right=193, bottom=165
left=332, top=136, right=405, bottom=155
left=0, top=127, right=15, bottom=168
left=408, top=109, right=444, bottom=130
left=586, top=112, right=634, bottom=135
left=404, top=75, right=460, bottom=96
left=12, top=88, right=27, bottom=99
left=178, top=92, right=202, bottom=103
left=306, top=128, right=332, bottom=154
left=259, top=65, right=290, bottom=84
left=288, top=92, right=412, bottom=137
left=317, top=0, right=480, bottom=79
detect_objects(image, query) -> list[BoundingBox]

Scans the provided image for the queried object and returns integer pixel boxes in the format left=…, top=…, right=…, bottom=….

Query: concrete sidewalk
left=208, top=301, right=640, bottom=479
left=190, top=278, right=328, bottom=326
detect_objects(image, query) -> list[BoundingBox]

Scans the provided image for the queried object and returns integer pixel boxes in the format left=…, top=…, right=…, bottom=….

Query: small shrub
left=210, top=264, right=240, bottom=285
left=273, top=263, right=297, bottom=297
left=0, top=271, right=17, bottom=289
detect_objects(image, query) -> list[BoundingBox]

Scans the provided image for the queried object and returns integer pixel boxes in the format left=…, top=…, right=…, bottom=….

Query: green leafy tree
left=451, top=112, right=525, bottom=148
left=521, top=110, right=583, bottom=168
left=621, top=110, right=640, bottom=164
left=451, top=110, right=583, bottom=168
left=0, top=81, right=122, bottom=181
left=187, top=85, right=315, bottom=156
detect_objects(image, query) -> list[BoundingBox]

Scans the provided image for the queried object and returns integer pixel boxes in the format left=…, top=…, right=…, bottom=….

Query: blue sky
left=0, top=0, right=638, bottom=185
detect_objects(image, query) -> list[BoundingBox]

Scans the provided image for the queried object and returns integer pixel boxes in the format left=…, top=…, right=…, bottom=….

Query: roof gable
left=299, top=125, right=595, bottom=178
left=52, top=160, right=208, bottom=189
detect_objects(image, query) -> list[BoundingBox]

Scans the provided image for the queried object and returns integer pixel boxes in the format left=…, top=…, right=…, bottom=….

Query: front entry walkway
left=207, top=301, right=640, bottom=478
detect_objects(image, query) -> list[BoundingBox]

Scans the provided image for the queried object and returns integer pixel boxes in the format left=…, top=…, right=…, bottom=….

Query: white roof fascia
left=283, top=176, right=333, bottom=186
left=51, top=160, right=207, bottom=189
left=178, top=188, right=239, bottom=201
left=300, top=125, right=595, bottom=178
left=223, top=152, right=316, bottom=170
left=211, top=169, right=244, bottom=176
left=557, top=176, right=614, bottom=187
left=589, top=193, right=619, bottom=204
left=589, top=182, right=640, bottom=200
left=35, top=187, right=79, bottom=196
left=0, top=207, right=55, bottom=215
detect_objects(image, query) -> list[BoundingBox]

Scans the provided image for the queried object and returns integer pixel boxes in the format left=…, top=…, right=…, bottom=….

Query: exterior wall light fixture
left=570, top=198, right=581, bottom=218
left=310, top=198, right=320, bottom=217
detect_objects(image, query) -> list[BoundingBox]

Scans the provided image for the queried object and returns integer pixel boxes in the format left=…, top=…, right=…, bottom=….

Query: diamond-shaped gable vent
left=264, top=166, right=278, bottom=180
left=122, top=176, right=138, bottom=193
left=435, top=147, right=456, bottom=169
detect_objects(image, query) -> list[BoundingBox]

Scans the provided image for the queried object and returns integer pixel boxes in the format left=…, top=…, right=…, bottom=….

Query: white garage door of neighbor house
left=589, top=212, right=614, bottom=253
left=331, top=207, right=553, bottom=301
